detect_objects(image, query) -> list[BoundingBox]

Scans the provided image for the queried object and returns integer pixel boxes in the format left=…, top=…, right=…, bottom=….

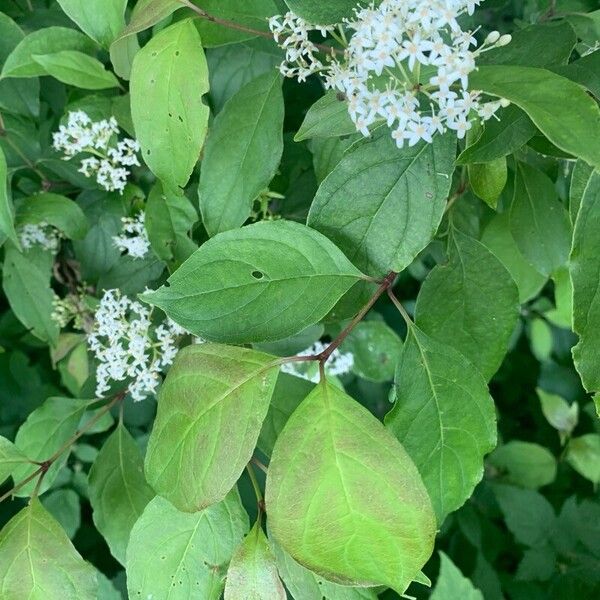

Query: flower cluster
left=87, top=290, right=186, bottom=401
left=281, top=341, right=354, bottom=383
left=51, top=289, right=94, bottom=332
left=18, top=222, right=61, bottom=253
left=52, top=111, right=140, bottom=193
left=112, top=212, right=150, bottom=259
left=268, top=12, right=335, bottom=81
left=270, top=0, right=511, bottom=146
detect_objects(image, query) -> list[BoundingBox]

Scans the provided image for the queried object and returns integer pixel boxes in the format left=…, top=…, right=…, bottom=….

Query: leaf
left=480, top=212, right=547, bottom=303
left=510, top=163, right=571, bottom=276
left=0, top=435, right=28, bottom=485
left=569, top=160, right=600, bottom=224
left=145, top=182, right=197, bottom=266
left=56, top=0, right=127, bottom=48
left=553, top=49, right=600, bottom=100
left=199, top=71, right=284, bottom=236
left=308, top=127, right=455, bottom=275
left=537, top=388, right=578, bottom=441
left=0, top=27, right=96, bottom=78
left=415, top=230, right=520, bottom=380
left=12, top=397, right=87, bottom=496
left=224, top=523, right=286, bottom=600
left=194, top=0, right=278, bottom=47
left=295, top=92, right=356, bottom=141
left=130, top=19, right=209, bottom=191
left=266, top=381, right=436, bottom=594
left=145, top=344, right=279, bottom=512
left=470, top=66, right=600, bottom=169
left=0, top=499, right=97, bottom=599
left=493, top=484, right=555, bottom=547
left=32, top=50, right=120, bottom=89
left=126, top=492, right=249, bottom=600
left=42, top=489, right=81, bottom=539
left=0, top=146, right=19, bottom=247
left=341, top=320, right=402, bottom=382
left=430, top=552, right=484, bottom=600
left=488, top=441, right=557, bottom=489
left=283, top=0, right=357, bottom=24
left=2, top=244, right=59, bottom=345
left=116, top=0, right=186, bottom=42
left=88, top=423, right=154, bottom=565
left=142, top=220, right=364, bottom=343
left=456, top=105, right=536, bottom=164
left=386, top=326, right=497, bottom=522
left=15, top=192, right=89, bottom=239
left=269, top=536, right=379, bottom=600
left=566, top=434, right=600, bottom=485
left=515, top=545, right=556, bottom=582
left=468, top=157, right=507, bottom=209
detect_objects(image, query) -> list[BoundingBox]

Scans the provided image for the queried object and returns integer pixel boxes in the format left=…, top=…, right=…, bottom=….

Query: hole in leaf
left=251, top=270, right=264, bottom=280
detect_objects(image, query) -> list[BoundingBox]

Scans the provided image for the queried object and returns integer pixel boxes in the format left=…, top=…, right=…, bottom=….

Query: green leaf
left=310, top=135, right=357, bottom=184
left=308, top=128, right=455, bottom=275
left=88, top=423, right=155, bottom=565
left=456, top=105, right=536, bottom=164
left=2, top=244, right=59, bottom=345
left=31, top=50, right=120, bottom=89
left=386, top=326, right=497, bottom=522
left=468, top=157, right=507, bottom=209
left=569, top=160, right=600, bottom=225
left=341, top=320, right=402, bottom=382
left=415, top=230, right=520, bottom=380
left=566, top=434, right=600, bottom=485
left=145, top=182, right=197, bottom=266
left=224, top=522, right=286, bottom=600
left=295, top=92, right=356, bottom=141
left=478, top=21, right=576, bottom=68
left=480, top=212, right=547, bottom=303
left=545, top=267, right=573, bottom=329
left=116, top=0, right=186, bottom=42
left=12, top=397, right=87, bottom=496
left=493, top=484, right=555, bottom=547
left=0, top=27, right=96, bottom=78
left=130, top=19, right=209, bottom=191
left=430, top=552, right=484, bottom=600
left=194, top=0, right=278, bottom=47
left=199, top=71, right=284, bottom=236
left=0, top=435, right=28, bottom=485
left=470, top=66, right=600, bottom=169
left=145, top=344, right=279, bottom=511
left=552, top=49, right=600, bottom=100
left=488, top=441, right=557, bottom=489
left=510, top=163, right=571, bottom=276
left=42, top=488, right=81, bottom=539
left=56, top=0, right=127, bottom=48
left=126, top=491, right=249, bottom=600
left=0, top=499, right=97, bottom=599
left=570, top=163, right=600, bottom=394
left=266, top=381, right=436, bottom=594
left=537, top=388, right=578, bottom=442
left=269, top=535, right=378, bottom=600
left=142, top=220, right=364, bottom=343
left=0, top=146, right=19, bottom=247
left=515, top=545, right=556, bottom=582
left=15, top=192, right=89, bottom=240
left=283, top=0, right=357, bottom=24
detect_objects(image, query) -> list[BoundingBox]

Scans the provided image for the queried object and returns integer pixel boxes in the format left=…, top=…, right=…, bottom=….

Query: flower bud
left=497, top=34, right=512, bottom=47
left=485, top=30, right=500, bottom=44
left=499, top=98, right=511, bottom=107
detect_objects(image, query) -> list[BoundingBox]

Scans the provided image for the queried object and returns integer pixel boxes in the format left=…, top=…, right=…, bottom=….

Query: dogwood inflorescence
left=281, top=341, right=354, bottom=383
left=112, top=212, right=150, bottom=259
left=52, top=111, right=140, bottom=193
left=18, top=222, right=62, bottom=253
left=87, top=290, right=186, bottom=401
left=269, top=0, right=511, bottom=147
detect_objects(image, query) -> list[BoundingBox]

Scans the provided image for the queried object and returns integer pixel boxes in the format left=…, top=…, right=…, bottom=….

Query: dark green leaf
left=0, top=146, right=19, bottom=247
left=295, top=92, right=356, bottom=141
left=283, top=0, right=357, bottom=24
left=468, top=157, right=507, bottom=209
left=0, top=435, right=28, bottom=485
left=488, top=441, right=557, bottom=489
left=42, top=488, right=81, bottom=539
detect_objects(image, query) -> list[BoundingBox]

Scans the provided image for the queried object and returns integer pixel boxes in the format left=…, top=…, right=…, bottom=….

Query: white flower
left=112, top=212, right=150, bottom=259
left=53, top=111, right=140, bottom=194
left=281, top=341, right=354, bottom=383
left=18, top=222, right=61, bottom=253
left=87, top=290, right=188, bottom=401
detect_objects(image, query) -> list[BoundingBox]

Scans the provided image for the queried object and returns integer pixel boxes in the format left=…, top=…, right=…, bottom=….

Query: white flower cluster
left=281, top=341, right=354, bottom=383
left=52, top=111, right=140, bottom=193
left=270, top=0, right=512, bottom=146
left=51, top=290, right=94, bottom=332
left=112, top=212, right=150, bottom=259
left=268, top=12, right=334, bottom=81
left=18, top=222, right=61, bottom=253
left=88, top=290, right=186, bottom=401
